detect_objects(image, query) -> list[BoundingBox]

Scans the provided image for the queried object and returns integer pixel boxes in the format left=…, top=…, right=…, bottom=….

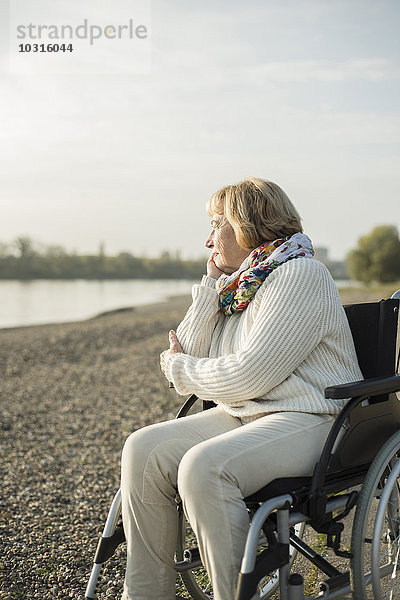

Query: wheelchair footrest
left=321, top=571, right=350, bottom=593
left=235, top=543, right=289, bottom=600
left=175, top=547, right=203, bottom=572
left=94, top=524, right=126, bottom=564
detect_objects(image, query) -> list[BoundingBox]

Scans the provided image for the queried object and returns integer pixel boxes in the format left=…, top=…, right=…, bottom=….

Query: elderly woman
left=120, top=177, right=362, bottom=600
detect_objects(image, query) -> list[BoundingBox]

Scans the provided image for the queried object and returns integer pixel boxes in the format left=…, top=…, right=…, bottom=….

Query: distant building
left=313, top=247, right=348, bottom=280
left=314, top=247, right=329, bottom=262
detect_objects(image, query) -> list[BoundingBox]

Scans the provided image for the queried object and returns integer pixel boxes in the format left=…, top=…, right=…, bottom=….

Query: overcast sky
left=0, top=0, right=399, bottom=260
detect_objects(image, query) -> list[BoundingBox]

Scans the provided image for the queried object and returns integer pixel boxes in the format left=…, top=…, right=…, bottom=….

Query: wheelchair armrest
left=324, top=374, right=400, bottom=400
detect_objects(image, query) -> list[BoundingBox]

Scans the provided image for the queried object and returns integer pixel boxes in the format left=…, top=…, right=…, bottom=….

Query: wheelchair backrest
left=328, top=296, right=400, bottom=473
left=344, top=298, right=399, bottom=378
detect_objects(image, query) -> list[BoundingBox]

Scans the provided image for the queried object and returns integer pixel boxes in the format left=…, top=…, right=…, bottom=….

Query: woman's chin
left=214, top=259, right=226, bottom=273
left=213, top=254, right=236, bottom=275
left=216, top=262, right=235, bottom=275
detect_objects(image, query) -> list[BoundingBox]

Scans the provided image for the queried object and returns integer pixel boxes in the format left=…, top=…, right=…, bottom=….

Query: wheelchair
left=85, top=289, right=400, bottom=600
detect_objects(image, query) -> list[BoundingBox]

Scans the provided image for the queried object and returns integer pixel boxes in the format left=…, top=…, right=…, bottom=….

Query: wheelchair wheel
left=351, top=429, right=400, bottom=600
left=176, top=507, right=305, bottom=600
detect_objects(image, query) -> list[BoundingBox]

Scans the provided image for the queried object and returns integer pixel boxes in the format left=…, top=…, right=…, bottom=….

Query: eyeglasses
left=210, top=217, right=227, bottom=231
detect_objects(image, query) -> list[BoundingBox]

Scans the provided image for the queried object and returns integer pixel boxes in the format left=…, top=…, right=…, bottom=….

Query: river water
left=0, top=279, right=198, bottom=328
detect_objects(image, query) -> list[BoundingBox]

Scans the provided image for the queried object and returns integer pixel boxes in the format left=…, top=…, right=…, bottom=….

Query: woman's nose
left=205, top=230, right=214, bottom=248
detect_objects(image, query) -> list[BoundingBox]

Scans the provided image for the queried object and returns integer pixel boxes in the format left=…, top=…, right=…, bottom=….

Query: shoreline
left=0, top=293, right=192, bottom=333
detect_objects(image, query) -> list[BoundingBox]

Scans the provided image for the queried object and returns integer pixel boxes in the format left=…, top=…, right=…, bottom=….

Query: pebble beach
left=1, top=284, right=397, bottom=600
left=0, top=295, right=192, bottom=600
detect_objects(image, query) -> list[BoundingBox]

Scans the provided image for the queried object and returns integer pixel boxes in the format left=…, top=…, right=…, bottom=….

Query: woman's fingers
left=207, top=253, right=225, bottom=279
left=160, top=332, right=183, bottom=377
left=169, top=330, right=183, bottom=353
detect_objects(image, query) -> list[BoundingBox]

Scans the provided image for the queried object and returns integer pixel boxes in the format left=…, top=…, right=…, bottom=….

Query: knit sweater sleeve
left=174, top=275, right=222, bottom=358
left=164, top=261, right=326, bottom=406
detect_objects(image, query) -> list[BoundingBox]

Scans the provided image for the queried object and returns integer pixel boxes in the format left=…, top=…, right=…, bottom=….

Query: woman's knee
left=177, top=443, right=217, bottom=501
left=121, top=423, right=163, bottom=477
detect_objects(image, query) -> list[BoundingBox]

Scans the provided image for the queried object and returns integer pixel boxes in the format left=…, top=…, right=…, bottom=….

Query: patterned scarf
left=217, top=232, right=314, bottom=315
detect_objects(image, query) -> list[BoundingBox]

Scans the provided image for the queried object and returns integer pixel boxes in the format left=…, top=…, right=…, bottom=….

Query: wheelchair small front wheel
left=351, top=429, right=400, bottom=600
left=176, top=507, right=305, bottom=600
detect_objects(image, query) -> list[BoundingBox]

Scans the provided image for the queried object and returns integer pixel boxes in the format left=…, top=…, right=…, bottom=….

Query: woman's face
left=205, top=215, right=250, bottom=274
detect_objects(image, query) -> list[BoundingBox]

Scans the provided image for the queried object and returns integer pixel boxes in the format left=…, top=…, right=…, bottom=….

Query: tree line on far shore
left=0, top=225, right=399, bottom=283
left=0, top=238, right=206, bottom=280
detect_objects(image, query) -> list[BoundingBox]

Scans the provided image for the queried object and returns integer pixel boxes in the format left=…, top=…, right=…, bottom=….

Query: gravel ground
left=0, top=296, right=191, bottom=600
left=1, top=285, right=392, bottom=600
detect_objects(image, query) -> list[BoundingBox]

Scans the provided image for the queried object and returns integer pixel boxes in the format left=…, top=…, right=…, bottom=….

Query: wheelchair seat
left=245, top=477, right=312, bottom=504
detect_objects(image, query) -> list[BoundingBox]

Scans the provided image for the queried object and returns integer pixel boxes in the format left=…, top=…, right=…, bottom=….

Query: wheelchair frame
left=85, top=290, right=400, bottom=600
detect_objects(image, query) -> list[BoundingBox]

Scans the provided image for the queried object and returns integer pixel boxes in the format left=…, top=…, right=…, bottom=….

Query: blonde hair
left=206, top=177, right=303, bottom=250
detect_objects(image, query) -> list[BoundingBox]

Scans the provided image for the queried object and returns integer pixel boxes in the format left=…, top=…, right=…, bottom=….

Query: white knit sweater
left=164, top=258, right=363, bottom=423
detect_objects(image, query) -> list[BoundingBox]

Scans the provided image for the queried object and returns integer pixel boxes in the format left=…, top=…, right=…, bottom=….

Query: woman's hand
left=160, top=330, right=184, bottom=375
left=207, top=252, right=225, bottom=280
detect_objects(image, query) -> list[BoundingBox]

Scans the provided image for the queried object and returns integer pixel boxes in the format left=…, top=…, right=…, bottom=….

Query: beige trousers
left=120, top=407, right=334, bottom=600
